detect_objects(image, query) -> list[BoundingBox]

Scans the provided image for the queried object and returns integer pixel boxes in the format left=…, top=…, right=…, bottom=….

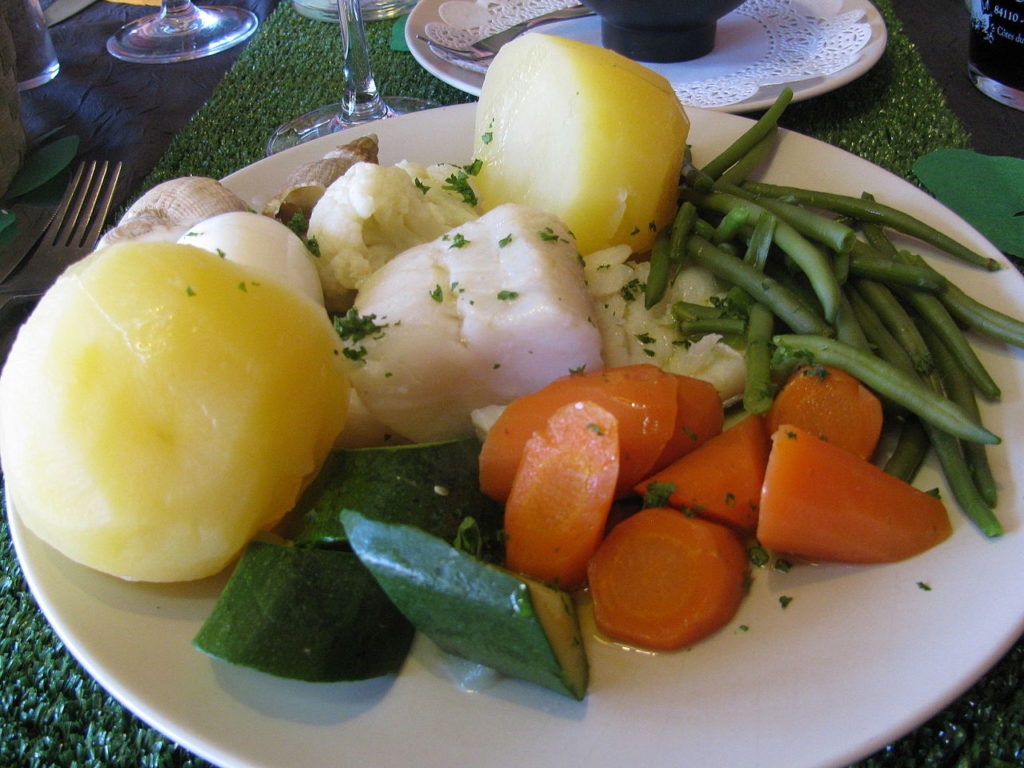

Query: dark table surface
left=20, top=0, right=1024, bottom=200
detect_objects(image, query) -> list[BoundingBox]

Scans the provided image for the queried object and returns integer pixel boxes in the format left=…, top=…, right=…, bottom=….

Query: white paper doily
left=408, top=0, right=888, bottom=111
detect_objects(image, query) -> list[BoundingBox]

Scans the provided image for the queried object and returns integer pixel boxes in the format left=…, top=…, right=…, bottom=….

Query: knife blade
left=470, top=4, right=595, bottom=55
left=0, top=202, right=56, bottom=284
left=44, top=0, right=100, bottom=26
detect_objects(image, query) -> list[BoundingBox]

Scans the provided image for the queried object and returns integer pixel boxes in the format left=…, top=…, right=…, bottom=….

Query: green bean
left=922, top=421, right=1003, bottom=537
left=891, top=254, right=1001, bottom=400
left=742, top=180, right=1001, bottom=271
left=833, top=291, right=871, bottom=351
left=922, top=330, right=999, bottom=506
left=644, top=228, right=674, bottom=309
left=771, top=334, right=1000, bottom=445
left=685, top=235, right=833, bottom=336
left=672, top=301, right=724, bottom=322
left=682, top=188, right=842, bottom=322
left=832, top=249, right=850, bottom=285
left=847, top=253, right=948, bottom=292
left=858, top=193, right=899, bottom=257
left=743, top=302, right=775, bottom=414
left=678, top=317, right=747, bottom=337
left=693, top=217, right=717, bottom=242
left=715, top=128, right=777, bottom=188
left=899, top=250, right=1024, bottom=349
left=675, top=301, right=724, bottom=321
left=744, top=210, right=776, bottom=271
left=700, top=87, right=793, bottom=182
left=846, top=285, right=916, bottom=373
left=668, top=201, right=697, bottom=264
left=883, top=416, right=929, bottom=483
left=720, top=181, right=857, bottom=254
left=713, top=205, right=750, bottom=244
left=853, top=279, right=934, bottom=377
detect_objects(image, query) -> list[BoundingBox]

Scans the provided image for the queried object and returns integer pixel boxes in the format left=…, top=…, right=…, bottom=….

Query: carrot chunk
left=481, top=365, right=711, bottom=501
left=503, top=400, right=619, bottom=590
left=765, top=364, right=884, bottom=460
left=757, top=424, right=953, bottom=564
left=653, top=373, right=725, bottom=469
left=587, top=507, right=748, bottom=651
left=635, top=414, right=769, bottom=534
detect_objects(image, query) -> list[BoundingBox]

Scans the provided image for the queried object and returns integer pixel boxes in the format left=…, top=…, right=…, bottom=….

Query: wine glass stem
left=338, top=0, right=389, bottom=121
left=158, top=0, right=203, bottom=27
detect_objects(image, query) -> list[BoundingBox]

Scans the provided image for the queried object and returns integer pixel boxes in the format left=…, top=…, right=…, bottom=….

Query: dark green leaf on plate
left=4, top=135, right=80, bottom=201
left=913, top=149, right=1024, bottom=258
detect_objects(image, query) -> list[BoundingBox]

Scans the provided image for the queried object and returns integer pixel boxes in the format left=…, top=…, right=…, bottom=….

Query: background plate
left=11, top=102, right=1024, bottom=768
left=406, top=0, right=888, bottom=112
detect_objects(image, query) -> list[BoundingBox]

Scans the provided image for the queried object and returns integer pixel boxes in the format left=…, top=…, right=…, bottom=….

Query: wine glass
left=106, top=0, right=259, bottom=64
left=266, top=0, right=436, bottom=155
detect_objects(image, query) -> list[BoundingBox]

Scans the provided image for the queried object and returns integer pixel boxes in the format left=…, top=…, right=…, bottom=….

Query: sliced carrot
left=503, top=400, right=619, bottom=590
left=652, top=373, right=725, bottom=469
left=757, top=424, right=953, bottom=564
left=765, top=364, right=884, bottom=460
left=635, top=414, right=769, bottom=534
left=480, top=364, right=687, bottom=501
left=587, top=507, right=748, bottom=651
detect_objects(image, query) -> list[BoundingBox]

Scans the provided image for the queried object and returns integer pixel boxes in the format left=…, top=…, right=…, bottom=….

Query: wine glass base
left=107, top=5, right=259, bottom=64
left=266, top=97, right=437, bottom=155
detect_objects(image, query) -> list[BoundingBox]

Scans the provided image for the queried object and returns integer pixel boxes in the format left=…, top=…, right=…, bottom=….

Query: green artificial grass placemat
left=3, top=1, right=1022, bottom=767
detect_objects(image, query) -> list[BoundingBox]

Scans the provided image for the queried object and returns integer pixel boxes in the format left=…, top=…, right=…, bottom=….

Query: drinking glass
left=967, top=0, right=1024, bottom=110
left=266, top=0, right=435, bottom=154
left=291, top=0, right=417, bottom=23
left=107, top=0, right=259, bottom=64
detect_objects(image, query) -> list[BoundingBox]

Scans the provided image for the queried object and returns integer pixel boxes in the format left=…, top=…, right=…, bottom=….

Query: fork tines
left=43, top=160, right=125, bottom=252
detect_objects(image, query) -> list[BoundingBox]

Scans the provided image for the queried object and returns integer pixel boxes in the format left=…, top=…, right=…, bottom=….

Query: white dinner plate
left=406, top=0, right=888, bottom=112
left=10, top=103, right=1024, bottom=768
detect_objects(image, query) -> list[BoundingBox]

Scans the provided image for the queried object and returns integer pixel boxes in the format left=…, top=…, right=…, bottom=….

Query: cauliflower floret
left=345, top=204, right=604, bottom=443
left=583, top=245, right=746, bottom=403
left=308, top=160, right=479, bottom=311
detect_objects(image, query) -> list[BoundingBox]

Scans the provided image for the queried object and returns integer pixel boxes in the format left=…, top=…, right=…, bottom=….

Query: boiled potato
left=0, top=242, right=350, bottom=582
left=473, top=34, right=689, bottom=255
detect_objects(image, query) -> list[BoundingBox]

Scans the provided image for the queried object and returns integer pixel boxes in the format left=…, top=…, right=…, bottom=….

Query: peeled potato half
left=0, top=242, right=350, bottom=582
left=473, top=34, right=689, bottom=255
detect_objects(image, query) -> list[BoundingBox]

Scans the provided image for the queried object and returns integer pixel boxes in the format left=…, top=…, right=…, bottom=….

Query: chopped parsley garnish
left=779, top=595, right=793, bottom=609
left=480, top=130, right=493, bottom=145
left=917, top=581, right=932, bottom=591
left=333, top=308, right=388, bottom=362
left=586, top=423, right=605, bottom=436
left=642, top=481, right=675, bottom=509
left=498, top=233, right=513, bottom=247
left=569, top=365, right=587, bottom=374
left=430, top=284, right=444, bottom=302
left=285, top=211, right=307, bottom=237
left=215, top=248, right=226, bottom=259
left=620, top=278, right=645, bottom=302
left=449, top=233, right=470, bottom=249
left=748, top=544, right=770, bottom=567
left=453, top=517, right=483, bottom=557
left=497, top=290, right=519, bottom=301
left=305, top=235, right=321, bottom=257
left=414, top=177, right=431, bottom=194
left=185, top=286, right=196, bottom=297
left=463, top=158, right=483, bottom=175
left=538, top=227, right=564, bottom=242
left=635, top=332, right=656, bottom=345
left=443, top=171, right=478, bottom=206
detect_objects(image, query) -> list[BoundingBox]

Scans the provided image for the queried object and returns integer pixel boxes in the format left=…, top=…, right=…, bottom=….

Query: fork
left=0, top=159, right=124, bottom=326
